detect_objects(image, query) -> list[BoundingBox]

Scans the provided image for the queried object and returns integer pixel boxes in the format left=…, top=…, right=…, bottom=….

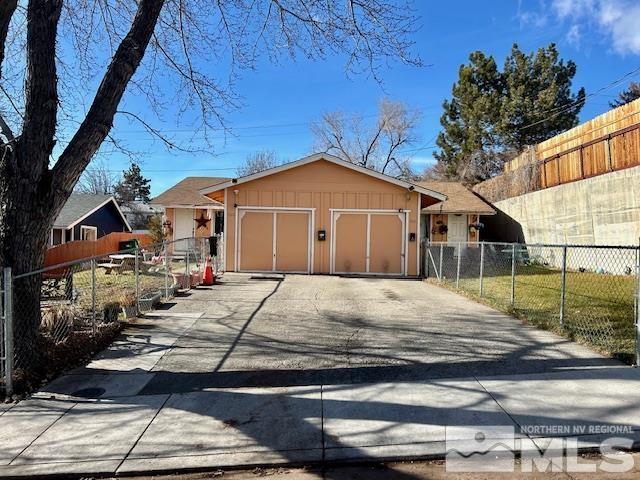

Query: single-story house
left=150, top=177, right=227, bottom=248
left=416, top=181, right=496, bottom=244
left=50, top=194, right=132, bottom=246
left=153, top=154, right=496, bottom=276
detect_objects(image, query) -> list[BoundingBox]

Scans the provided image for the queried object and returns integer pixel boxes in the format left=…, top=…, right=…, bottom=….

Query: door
left=238, top=209, right=311, bottom=273
left=447, top=214, right=468, bottom=255
left=332, top=211, right=406, bottom=275
left=239, top=211, right=274, bottom=271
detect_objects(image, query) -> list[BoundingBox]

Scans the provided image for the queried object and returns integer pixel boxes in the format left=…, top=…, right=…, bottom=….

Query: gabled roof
left=54, top=194, right=133, bottom=230
left=416, top=181, right=496, bottom=215
left=151, top=176, right=229, bottom=207
left=199, top=153, right=447, bottom=201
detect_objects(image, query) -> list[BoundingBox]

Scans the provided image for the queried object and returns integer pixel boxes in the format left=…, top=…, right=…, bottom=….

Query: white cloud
left=517, top=0, right=550, bottom=27
left=566, top=24, right=581, bottom=48
left=551, top=0, right=640, bottom=55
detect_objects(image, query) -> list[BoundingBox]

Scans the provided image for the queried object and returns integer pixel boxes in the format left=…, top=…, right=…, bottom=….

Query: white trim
left=330, top=209, right=407, bottom=276
left=422, top=209, right=496, bottom=216
left=416, top=194, right=421, bottom=276
left=199, top=153, right=447, bottom=201
left=272, top=211, right=277, bottom=271
left=235, top=206, right=314, bottom=274
left=65, top=196, right=132, bottom=232
left=238, top=206, right=317, bottom=211
left=223, top=189, right=228, bottom=264
left=309, top=210, right=315, bottom=274
left=365, top=214, right=371, bottom=273
left=70, top=227, right=75, bottom=242
left=329, top=208, right=410, bottom=213
left=80, top=225, right=98, bottom=241
left=152, top=203, right=224, bottom=210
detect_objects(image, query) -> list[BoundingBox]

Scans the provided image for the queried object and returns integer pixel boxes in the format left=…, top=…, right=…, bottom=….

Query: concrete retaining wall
left=490, top=165, right=640, bottom=247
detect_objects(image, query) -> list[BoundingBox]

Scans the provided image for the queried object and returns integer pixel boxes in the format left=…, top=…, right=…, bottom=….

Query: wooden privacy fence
left=45, top=232, right=152, bottom=267
left=476, top=98, right=640, bottom=202
left=537, top=120, right=640, bottom=188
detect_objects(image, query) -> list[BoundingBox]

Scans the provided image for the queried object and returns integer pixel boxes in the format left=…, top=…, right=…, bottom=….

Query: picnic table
left=97, top=254, right=136, bottom=275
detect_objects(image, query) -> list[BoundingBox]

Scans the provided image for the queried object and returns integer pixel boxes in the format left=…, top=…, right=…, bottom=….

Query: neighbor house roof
left=416, top=181, right=496, bottom=215
left=199, top=153, right=447, bottom=201
left=53, top=194, right=132, bottom=229
left=151, top=176, right=229, bottom=207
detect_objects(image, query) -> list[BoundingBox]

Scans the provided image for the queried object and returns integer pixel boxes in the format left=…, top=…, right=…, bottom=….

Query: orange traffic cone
left=203, top=256, right=214, bottom=285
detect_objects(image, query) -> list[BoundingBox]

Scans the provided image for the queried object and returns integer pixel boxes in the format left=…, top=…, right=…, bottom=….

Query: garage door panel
left=334, top=213, right=367, bottom=273
left=369, top=214, right=403, bottom=274
left=275, top=213, right=309, bottom=272
left=240, top=211, right=274, bottom=271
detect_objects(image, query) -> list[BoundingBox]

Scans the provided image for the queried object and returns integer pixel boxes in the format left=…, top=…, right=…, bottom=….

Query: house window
left=80, top=225, right=98, bottom=241
left=51, top=228, right=64, bottom=246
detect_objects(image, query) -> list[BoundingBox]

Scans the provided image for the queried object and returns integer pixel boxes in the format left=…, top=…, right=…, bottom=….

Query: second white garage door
left=331, top=210, right=406, bottom=275
left=237, top=209, right=313, bottom=273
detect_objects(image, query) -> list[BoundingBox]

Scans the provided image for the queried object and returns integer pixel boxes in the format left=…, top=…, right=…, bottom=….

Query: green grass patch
left=432, top=264, right=638, bottom=364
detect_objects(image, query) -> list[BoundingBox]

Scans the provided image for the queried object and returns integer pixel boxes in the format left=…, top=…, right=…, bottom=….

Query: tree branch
left=16, top=0, right=61, bottom=167
left=53, top=0, right=164, bottom=196
left=0, top=0, right=16, bottom=72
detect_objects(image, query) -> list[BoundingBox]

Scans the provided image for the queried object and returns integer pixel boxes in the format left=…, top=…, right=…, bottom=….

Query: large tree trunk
left=0, top=0, right=164, bottom=382
left=0, top=147, right=57, bottom=373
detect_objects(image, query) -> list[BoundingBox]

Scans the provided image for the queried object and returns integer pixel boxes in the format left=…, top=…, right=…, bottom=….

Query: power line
left=518, top=65, right=640, bottom=132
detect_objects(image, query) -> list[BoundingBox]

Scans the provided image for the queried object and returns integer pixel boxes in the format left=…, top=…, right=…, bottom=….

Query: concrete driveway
left=143, top=273, right=616, bottom=388
left=1, top=274, right=638, bottom=478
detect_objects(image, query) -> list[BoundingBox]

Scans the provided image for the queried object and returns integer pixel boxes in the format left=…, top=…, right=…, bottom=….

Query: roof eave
left=198, top=153, right=447, bottom=201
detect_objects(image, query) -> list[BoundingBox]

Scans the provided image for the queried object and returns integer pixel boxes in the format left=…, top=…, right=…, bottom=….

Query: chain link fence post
left=439, top=243, right=443, bottom=282
left=456, top=242, right=461, bottom=289
left=3, top=267, right=13, bottom=397
left=135, top=247, right=140, bottom=315
left=511, top=243, right=516, bottom=307
left=560, top=244, right=568, bottom=327
left=164, top=242, right=169, bottom=299
left=91, top=259, right=97, bottom=333
left=479, top=242, right=485, bottom=297
left=185, top=249, right=190, bottom=290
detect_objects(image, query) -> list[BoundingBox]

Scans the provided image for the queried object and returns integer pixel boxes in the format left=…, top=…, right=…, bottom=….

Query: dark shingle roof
left=150, top=177, right=228, bottom=207
left=416, top=181, right=496, bottom=215
left=53, top=194, right=116, bottom=228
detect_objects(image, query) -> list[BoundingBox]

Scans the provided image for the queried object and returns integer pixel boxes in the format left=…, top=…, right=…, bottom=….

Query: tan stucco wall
left=213, top=159, right=422, bottom=275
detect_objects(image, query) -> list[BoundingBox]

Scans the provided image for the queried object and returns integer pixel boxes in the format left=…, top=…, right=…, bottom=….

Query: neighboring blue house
left=49, top=194, right=132, bottom=246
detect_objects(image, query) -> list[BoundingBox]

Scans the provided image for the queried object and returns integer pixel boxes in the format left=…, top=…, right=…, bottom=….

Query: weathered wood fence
left=45, top=232, right=152, bottom=267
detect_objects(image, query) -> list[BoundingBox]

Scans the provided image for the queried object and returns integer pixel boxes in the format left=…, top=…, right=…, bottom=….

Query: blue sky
left=92, top=0, right=640, bottom=196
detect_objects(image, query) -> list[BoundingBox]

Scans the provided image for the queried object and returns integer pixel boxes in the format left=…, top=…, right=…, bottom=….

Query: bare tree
left=75, top=161, right=117, bottom=195
left=423, top=148, right=516, bottom=185
left=237, top=150, right=278, bottom=177
left=312, top=99, right=419, bottom=179
left=0, top=0, right=420, bottom=368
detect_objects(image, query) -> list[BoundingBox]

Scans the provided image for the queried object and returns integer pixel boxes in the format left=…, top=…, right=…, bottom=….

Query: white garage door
left=237, top=209, right=313, bottom=273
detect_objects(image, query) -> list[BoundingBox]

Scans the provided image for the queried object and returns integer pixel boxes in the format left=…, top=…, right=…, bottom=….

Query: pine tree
left=609, top=82, right=640, bottom=108
left=113, top=163, right=151, bottom=204
left=434, top=43, right=585, bottom=181
left=434, top=52, right=502, bottom=177
left=498, top=43, right=585, bottom=150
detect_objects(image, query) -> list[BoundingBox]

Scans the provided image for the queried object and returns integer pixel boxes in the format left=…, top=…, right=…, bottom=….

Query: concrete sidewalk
left=1, top=276, right=639, bottom=477
left=1, top=364, right=639, bottom=475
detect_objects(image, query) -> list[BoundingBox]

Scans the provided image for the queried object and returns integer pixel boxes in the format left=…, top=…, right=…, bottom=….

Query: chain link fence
left=0, top=234, right=223, bottom=397
left=424, top=241, right=640, bottom=365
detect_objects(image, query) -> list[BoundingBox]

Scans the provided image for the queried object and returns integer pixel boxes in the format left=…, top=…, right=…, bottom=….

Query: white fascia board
left=198, top=153, right=447, bottom=201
